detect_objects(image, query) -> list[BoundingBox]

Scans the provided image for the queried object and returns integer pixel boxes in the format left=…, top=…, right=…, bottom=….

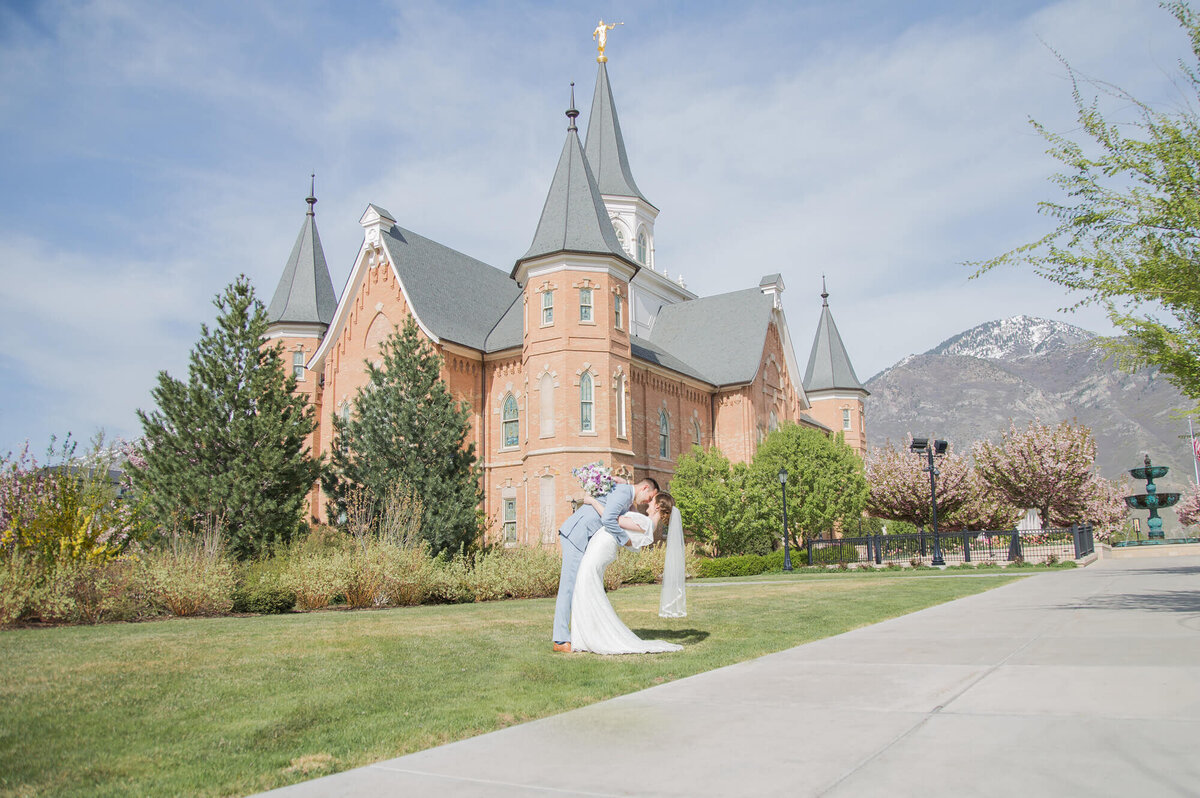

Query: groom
left=552, top=476, right=659, bottom=652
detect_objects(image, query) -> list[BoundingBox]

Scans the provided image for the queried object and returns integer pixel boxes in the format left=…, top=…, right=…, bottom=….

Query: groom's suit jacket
left=559, top=483, right=634, bottom=553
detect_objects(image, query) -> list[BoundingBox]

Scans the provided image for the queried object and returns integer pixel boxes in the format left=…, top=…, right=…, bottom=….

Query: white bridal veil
left=659, top=507, right=687, bottom=618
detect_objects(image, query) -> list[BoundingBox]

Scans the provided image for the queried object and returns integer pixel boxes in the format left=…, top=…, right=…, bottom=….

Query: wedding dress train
left=570, top=513, right=682, bottom=655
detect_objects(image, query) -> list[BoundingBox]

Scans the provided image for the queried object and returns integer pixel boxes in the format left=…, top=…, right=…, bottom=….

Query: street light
left=910, top=437, right=948, bottom=567
left=778, top=467, right=792, bottom=572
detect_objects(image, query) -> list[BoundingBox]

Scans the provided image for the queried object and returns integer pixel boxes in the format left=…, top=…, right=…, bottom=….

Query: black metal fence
left=801, top=524, right=1095, bottom=567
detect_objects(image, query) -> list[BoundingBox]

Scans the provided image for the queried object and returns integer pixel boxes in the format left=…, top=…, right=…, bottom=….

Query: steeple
left=584, top=61, right=650, bottom=205
left=803, top=283, right=866, bottom=393
left=515, top=90, right=634, bottom=273
left=267, top=182, right=337, bottom=327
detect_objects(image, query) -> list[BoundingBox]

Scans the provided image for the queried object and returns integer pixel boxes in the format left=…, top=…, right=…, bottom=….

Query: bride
left=570, top=491, right=684, bottom=655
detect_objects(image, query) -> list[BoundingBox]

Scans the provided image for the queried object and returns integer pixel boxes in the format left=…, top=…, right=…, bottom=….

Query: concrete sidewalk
left=256, top=557, right=1200, bottom=797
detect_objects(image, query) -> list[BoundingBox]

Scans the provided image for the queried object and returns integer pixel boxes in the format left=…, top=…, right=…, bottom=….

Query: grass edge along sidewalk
left=0, top=571, right=1027, bottom=798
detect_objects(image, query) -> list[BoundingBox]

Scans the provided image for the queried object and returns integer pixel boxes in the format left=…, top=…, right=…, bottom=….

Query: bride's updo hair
left=652, top=492, right=674, bottom=542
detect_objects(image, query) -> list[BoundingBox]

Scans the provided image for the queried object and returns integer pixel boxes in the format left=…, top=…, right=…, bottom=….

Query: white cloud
left=0, top=0, right=1193, bottom=452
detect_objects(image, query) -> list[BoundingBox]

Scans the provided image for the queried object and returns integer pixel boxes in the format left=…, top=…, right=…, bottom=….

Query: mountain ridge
left=864, top=316, right=1195, bottom=494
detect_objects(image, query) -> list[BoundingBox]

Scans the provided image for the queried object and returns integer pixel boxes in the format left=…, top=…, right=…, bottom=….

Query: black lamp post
left=910, top=437, right=948, bottom=567
left=778, top=467, right=792, bottom=572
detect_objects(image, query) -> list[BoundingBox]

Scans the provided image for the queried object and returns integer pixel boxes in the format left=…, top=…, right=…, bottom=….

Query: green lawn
left=0, top=571, right=1024, bottom=797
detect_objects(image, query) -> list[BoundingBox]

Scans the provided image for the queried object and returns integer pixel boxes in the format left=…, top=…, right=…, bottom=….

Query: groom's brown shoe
left=552, top=642, right=572, bottom=653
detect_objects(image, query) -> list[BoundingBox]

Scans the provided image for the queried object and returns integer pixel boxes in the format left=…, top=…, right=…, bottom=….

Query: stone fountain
left=1124, top=455, right=1181, bottom=541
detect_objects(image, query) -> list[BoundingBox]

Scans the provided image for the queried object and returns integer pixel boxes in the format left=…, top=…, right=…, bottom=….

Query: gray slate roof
left=380, top=224, right=522, bottom=351
left=518, top=122, right=632, bottom=268
left=484, top=294, right=524, bottom=352
left=646, top=288, right=776, bottom=385
left=804, top=296, right=867, bottom=393
left=584, top=62, right=651, bottom=204
left=267, top=207, right=337, bottom=326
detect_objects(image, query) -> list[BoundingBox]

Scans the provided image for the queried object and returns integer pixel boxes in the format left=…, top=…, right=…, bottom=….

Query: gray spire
left=267, top=185, right=337, bottom=326
left=804, top=286, right=866, bottom=393
left=517, top=95, right=633, bottom=268
left=583, top=61, right=650, bottom=204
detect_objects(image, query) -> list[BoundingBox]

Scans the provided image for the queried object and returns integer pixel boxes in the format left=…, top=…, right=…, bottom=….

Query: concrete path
left=255, top=557, right=1200, bottom=797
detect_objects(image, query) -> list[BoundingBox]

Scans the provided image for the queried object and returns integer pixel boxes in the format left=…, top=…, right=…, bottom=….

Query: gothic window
left=842, top=408, right=852, bottom=430
left=636, top=230, right=648, bottom=265
left=539, top=373, right=555, bottom=436
left=580, top=373, right=594, bottom=433
left=769, top=410, right=779, bottom=433
left=616, top=374, right=627, bottom=438
left=503, top=498, right=517, bottom=544
left=692, top=418, right=702, bottom=446
left=541, top=291, right=554, bottom=325
left=502, top=394, right=519, bottom=448
left=579, top=287, right=593, bottom=323
left=614, top=294, right=624, bottom=330
left=292, top=350, right=305, bottom=381
left=614, top=222, right=630, bottom=256
left=659, top=410, right=670, bottom=458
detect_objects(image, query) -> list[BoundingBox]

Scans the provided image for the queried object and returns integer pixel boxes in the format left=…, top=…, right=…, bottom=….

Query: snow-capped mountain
left=864, top=316, right=1195, bottom=490
left=927, top=316, right=1094, bottom=360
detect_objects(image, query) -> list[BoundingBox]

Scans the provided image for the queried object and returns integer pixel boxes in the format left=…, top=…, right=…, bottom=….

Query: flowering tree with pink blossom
left=865, top=439, right=972, bottom=528
left=944, top=469, right=1023, bottom=532
left=1176, top=483, right=1200, bottom=528
left=973, top=419, right=1124, bottom=530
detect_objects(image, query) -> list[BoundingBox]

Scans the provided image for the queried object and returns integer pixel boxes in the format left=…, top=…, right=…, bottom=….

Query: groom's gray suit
left=553, top=483, right=634, bottom=643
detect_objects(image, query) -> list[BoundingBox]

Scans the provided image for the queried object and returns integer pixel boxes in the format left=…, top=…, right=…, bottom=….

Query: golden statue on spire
left=593, top=19, right=622, bottom=62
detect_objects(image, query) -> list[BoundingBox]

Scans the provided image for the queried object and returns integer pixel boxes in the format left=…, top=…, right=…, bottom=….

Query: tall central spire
left=584, top=62, right=651, bottom=205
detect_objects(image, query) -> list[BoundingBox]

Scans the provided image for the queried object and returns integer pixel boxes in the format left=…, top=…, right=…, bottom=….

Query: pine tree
left=323, top=315, right=481, bottom=554
left=132, top=277, right=319, bottom=559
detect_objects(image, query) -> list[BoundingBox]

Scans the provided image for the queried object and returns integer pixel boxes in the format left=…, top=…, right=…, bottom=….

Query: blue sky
left=0, top=0, right=1191, bottom=455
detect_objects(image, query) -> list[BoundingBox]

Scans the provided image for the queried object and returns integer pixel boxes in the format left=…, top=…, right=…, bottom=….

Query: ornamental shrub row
left=697, top=544, right=862, bottom=578
left=0, top=530, right=700, bottom=629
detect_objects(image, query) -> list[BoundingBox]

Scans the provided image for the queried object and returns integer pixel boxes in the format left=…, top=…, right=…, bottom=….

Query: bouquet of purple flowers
left=572, top=461, right=615, bottom=499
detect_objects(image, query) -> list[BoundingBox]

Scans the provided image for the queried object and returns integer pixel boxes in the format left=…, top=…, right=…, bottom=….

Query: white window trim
left=501, top=394, right=520, bottom=450
left=580, top=372, right=595, bottom=433
left=541, top=291, right=554, bottom=326
left=579, top=287, right=594, bottom=324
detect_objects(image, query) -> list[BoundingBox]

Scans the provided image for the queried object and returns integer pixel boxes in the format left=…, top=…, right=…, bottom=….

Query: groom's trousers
left=553, top=537, right=587, bottom=642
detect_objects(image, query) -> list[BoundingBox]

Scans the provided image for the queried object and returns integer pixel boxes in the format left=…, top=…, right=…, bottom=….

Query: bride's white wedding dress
left=571, top=512, right=683, bottom=655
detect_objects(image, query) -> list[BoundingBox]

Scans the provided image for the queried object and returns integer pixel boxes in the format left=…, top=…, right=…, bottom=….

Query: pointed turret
left=802, top=279, right=868, bottom=456
left=515, top=88, right=634, bottom=275
left=584, top=62, right=650, bottom=205
left=804, top=280, right=865, bottom=392
left=267, top=180, right=337, bottom=328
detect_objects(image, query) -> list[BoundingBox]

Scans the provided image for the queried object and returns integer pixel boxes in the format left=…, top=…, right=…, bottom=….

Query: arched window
left=502, top=394, right=519, bottom=448
left=636, top=230, right=648, bottom=265
left=580, top=373, right=594, bottom=432
left=616, top=374, right=627, bottom=438
left=539, top=373, right=555, bottom=437
left=770, top=410, right=779, bottom=432
left=614, top=223, right=629, bottom=255
left=692, top=418, right=702, bottom=446
left=659, top=410, right=670, bottom=458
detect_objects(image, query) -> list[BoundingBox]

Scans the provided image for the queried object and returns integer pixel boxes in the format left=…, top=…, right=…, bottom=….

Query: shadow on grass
left=629, top=628, right=710, bottom=645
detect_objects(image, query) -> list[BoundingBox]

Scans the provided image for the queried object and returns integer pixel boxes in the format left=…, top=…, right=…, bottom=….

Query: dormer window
left=636, top=230, right=648, bottom=265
